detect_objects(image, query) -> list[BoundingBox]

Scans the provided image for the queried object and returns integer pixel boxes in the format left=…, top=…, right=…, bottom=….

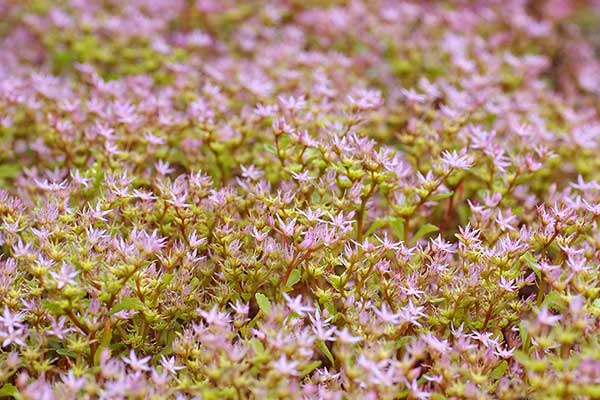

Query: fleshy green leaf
left=264, top=144, right=276, bottom=155
left=519, top=320, right=529, bottom=348
left=255, top=292, right=271, bottom=315
left=286, top=268, right=301, bottom=288
left=0, top=164, right=20, bottom=180
left=491, top=360, right=508, bottom=380
left=162, top=273, right=175, bottom=286
left=411, top=223, right=439, bottom=243
left=581, top=385, right=600, bottom=397
left=301, top=360, right=322, bottom=377
left=513, top=350, right=530, bottom=365
left=250, top=338, right=264, bottom=354
left=56, top=348, right=78, bottom=357
left=41, top=299, right=63, bottom=314
left=390, top=218, right=405, bottom=241
left=521, top=252, right=541, bottom=280
left=364, top=217, right=388, bottom=237
left=317, top=339, right=335, bottom=365
left=328, top=275, right=343, bottom=290
left=542, top=291, right=564, bottom=310
left=323, top=300, right=336, bottom=317
left=110, top=297, right=145, bottom=315
left=94, top=325, right=113, bottom=365
left=430, top=191, right=454, bottom=201
left=0, top=384, right=20, bottom=399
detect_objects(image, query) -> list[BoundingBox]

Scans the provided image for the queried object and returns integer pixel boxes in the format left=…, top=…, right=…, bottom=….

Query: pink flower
left=49, top=263, right=79, bottom=289
left=373, top=303, right=402, bottom=324
left=348, top=89, right=383, bottom=110
left=277, top=216, right=297, bottom=237
left=283, top=294, right=314, bottom=317
left=122, top=350, right=151, bottom=371
left=441, top=149, right=474, bottom=170
left=498, top=277, right=518, bottom=292
left=0, top=306, right=24, bottom=332
left=536, top=307, right=562, bottom=326
left=1, top=327, right=27, bottom=348
left=155, top=160, right=175, bottom=176
left=335, top=327, right=362, bottom=344
left=495, top=210, right=517, bottom=232
left=272, top=355, right=299, bottom=376
left=144, top=131, right=166, bottom=146
left=160, top=355, right=186, bottom=375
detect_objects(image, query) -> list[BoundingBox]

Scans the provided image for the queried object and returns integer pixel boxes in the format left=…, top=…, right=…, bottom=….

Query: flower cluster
left=1, top=0, right=600, bottom=399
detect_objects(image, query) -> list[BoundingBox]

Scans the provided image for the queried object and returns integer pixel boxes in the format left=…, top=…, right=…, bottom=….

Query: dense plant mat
left=1, top=1, right=600, bottom=399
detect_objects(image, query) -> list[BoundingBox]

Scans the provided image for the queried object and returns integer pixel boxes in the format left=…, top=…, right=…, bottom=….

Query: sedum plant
left=0, top=0, right=600, bottom=399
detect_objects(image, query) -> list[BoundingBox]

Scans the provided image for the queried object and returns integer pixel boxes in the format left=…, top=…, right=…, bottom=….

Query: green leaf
left=244, top=309, right=262, bottom=333
left=521, top=252, right=541, bottom=280
left=51, top=50, right=76, bottom=72
left=390, top=218, right=405, bottom=241
left=110, top=297, right=145, bottom=315
left=250, top=338, right=264, bottom=354
left=0, top=164, right=20, bottom=180
left=491, top=360, right=508, bottom=380
left=161, top=273, right=175, bottom=286
left=56, top=348, right=77, bottom=358
left=411, top=223, right=439, bottom=243
left=0, top=384, right=20, bottom=399
left=323, top=300, right=336, bottom=317
left=429, top=297, right=446, bottom=304
left=328, top=275, right=343, bottom=291
left=301, top=360, right=322, bottom=377
left=513, top=350, right=529, bottom=365
left=264, top=144, right=276, bottom=155
left=255, top=293, right=271, bottom=315
left=519, top=320, right=528, bottom=348
left=581, top=385, right=600, bottom=397
left=512, top=206, right=524, bottom=216
left=41, top=299, right=63, bottom=314
left=430, top=191, right=454, bottom=201
left=317, top=339, right=335, bottom=365
left=542, top=291, right=564, bottom=310
left=286, top=269, right=301, bottom=289
left=593, top=299, right=600, bottom=309
left=189, top=277, right=200, bottom=289
left=94, top=325, right=113, bottom=365
left=364, top=217, right=388, bottom=237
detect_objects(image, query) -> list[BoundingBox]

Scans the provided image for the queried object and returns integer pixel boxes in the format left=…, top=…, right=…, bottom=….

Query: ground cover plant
left=1, top=0, right=600, bottom=399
